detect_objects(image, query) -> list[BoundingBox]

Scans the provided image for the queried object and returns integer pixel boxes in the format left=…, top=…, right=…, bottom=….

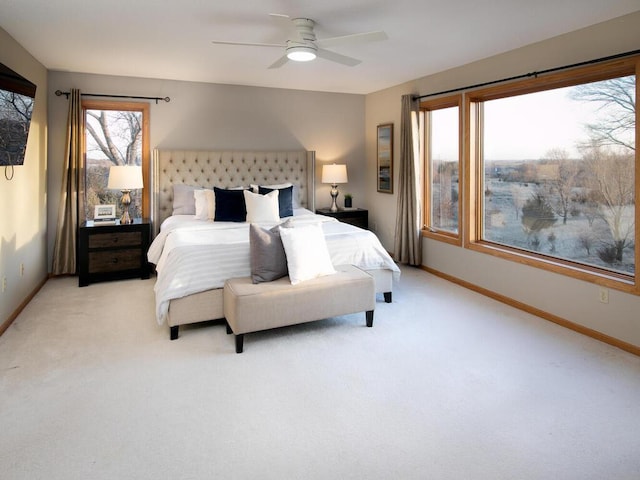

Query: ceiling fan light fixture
left=286, top=45, right=317, bottom=62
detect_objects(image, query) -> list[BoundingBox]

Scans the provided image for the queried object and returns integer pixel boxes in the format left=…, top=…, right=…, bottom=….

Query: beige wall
left=47, top=72, right=366, bottom=267
left=365, top=11, right=640, bottom=349
left=0, top=28, right=48, bottom=327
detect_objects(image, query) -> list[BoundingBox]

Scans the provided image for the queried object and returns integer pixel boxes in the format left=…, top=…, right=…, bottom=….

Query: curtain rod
left=413, top=48, right=640, bottom=101
left=55, top=90, right=170, bottom=104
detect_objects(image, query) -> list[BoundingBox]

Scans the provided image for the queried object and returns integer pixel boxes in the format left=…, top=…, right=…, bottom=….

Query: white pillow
left=204, top=190, right=215, bottom=219
left=244, top=189, right=280, bottom=223
left=194, top=189, right=215, bottom=220
left=279, top=223, right=336, bottom=285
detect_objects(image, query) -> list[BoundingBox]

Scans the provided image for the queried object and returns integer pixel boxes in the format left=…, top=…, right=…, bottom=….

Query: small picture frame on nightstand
left=94, top=204, right=116, bottom=224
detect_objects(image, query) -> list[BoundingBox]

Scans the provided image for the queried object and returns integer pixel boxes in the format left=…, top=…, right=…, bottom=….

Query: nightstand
left=78, top=218, right=151, bottom=287
left=316, top=208, right=368, bottom=229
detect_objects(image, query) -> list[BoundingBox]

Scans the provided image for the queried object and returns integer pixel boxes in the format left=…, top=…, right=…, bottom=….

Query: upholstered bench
left=223, top=264, right=375, bottom=353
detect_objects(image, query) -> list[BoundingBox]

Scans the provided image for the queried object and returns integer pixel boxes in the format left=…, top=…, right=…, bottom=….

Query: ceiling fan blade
left=316, top=48, right=361, bottom=67
left=211, top=40, right=285, bottom=48
left=268, top=55, right=289, bottom=69
left=317, top=30, right=387, bottom=48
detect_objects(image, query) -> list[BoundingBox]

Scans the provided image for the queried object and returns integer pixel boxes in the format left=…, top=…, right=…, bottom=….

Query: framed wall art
left=377, top=123, right=393, bottom=193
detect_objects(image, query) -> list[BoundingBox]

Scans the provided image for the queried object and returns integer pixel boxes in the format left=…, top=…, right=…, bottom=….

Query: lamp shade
left=107, top=165, right=143, bottom=190
left=322, top=164, right=348, bottom=184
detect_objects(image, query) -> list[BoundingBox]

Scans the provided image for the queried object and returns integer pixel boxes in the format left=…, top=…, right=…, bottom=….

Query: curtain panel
left=51, top=89, right=84, bottom=275
left=393, top=94, right=422, bottom=266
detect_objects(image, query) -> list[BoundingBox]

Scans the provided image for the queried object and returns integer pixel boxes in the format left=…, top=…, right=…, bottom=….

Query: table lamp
left=107, top=165, right=143, bottom=224
left=322, top=164, right=348, bottom=212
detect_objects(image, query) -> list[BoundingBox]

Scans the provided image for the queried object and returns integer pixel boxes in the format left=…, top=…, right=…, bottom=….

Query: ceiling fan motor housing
left=286, top=18, right=318, bottom=61
left=292, top=18, right=317, bottom=44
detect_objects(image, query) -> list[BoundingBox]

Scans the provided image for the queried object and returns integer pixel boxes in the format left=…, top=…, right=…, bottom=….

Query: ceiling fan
left=211, top=14, right=387, bottom=69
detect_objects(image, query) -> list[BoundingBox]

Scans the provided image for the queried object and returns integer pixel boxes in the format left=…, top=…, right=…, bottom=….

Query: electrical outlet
left=599, top=287, right=609, bottom=304
left=20, top=263, right=24, bottom=276
left=2, top=277, right=6, bottom=293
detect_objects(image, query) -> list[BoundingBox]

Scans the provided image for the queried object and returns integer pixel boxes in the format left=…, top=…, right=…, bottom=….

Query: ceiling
left=1, top=1, right=638, bottom=95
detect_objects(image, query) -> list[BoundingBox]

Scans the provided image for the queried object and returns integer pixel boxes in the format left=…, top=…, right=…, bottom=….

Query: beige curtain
left=52, top=89, right=84, bottom=275
left=393, top=94, right=422, bottom=266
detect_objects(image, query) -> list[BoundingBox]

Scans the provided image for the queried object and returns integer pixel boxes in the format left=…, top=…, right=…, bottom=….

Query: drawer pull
left=112, top=258, right=119, bottom=264
left=112, top=237, right=119, bottom=243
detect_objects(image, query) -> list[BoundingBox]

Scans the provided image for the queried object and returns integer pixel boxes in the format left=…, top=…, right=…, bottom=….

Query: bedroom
left=1, top=3, right=638, bottom=352
left=1, top=2, right=640, bottom=478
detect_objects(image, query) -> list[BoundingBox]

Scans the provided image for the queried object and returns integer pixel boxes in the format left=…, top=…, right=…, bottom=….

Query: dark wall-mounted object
left=0, top=62, right=37, bottom=166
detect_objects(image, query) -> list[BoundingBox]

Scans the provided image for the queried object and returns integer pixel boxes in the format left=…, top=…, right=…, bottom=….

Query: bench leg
left=170, top=325, right=179, bottom=340
left=384, top=292, right=392, bottom=303
left=366, top=310, right=374, bottom=327
left=235, top=334, right=244, bottom=354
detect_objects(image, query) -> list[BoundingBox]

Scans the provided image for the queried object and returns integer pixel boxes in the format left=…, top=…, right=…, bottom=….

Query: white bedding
left=148, top=209, right=400, bottom=325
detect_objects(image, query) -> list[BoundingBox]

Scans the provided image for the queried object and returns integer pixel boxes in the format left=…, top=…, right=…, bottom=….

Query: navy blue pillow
left=259, top=185, right=294, bottom=218
left=214, top=187, right=247, bottom=222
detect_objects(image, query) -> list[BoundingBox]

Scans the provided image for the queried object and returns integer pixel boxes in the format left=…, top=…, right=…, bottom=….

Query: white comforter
left=148, top=210, right=400, bottom=324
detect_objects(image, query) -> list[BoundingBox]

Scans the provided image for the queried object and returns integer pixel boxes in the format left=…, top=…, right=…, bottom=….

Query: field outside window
left=464, top=58, right=638, bottom=294
left=480, top=76, right=635, bottom=277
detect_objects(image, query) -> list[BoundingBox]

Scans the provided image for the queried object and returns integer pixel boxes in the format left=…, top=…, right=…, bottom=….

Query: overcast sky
left=483, top=87, right=597, bottom=160
left=431, top=85, right=602, bottom=162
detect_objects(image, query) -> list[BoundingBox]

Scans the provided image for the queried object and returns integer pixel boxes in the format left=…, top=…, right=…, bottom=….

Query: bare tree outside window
left=481, top=74, right=635, bottom=275
left=84, top=106, right=145, bottom=220
left=570, top=77, right=635, bottom=152
left=542, top=148, right=579, bottom=225
left=0, top=91, right=33, bottom=166
left=573, top=76, right=635, bottom=268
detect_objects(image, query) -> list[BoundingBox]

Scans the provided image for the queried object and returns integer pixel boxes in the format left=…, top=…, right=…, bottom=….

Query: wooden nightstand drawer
left=88, top=249, right=141, bottom=273
left=88, top=231, right=142, bottom=249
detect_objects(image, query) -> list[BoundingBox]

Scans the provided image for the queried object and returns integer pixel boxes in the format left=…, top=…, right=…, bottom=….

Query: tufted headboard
left=151, top=149, right=316, bottom=236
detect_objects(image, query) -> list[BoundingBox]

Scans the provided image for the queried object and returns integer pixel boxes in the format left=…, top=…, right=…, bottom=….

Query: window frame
left=421, top=94, right=463, bottom=246
left=81, top=100, right=150, bottom=220
left=464, top=56, right=639, bottom=294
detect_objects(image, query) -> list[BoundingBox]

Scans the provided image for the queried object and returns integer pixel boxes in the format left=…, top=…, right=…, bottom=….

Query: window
left=82, top=101, right=149, bottom=221
left=422, top=95, right=462, bottom=244
left=467, top=57, right=637, bottom=292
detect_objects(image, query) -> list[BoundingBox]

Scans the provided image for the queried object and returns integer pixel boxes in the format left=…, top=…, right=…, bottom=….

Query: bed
left=149, top=149, right=399, bottom=339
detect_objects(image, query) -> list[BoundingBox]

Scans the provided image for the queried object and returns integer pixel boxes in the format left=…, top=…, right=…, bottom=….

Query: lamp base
left=330, top=184, right=339, bottom=212
left=120, top=190, right=134, bottom=224
left=120, top=210, right=133, bottom=225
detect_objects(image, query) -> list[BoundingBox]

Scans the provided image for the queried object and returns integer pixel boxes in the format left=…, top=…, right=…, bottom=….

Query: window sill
left=422, top=228, right=462, bottom=246
left=464, top=239, right=637, bottom=295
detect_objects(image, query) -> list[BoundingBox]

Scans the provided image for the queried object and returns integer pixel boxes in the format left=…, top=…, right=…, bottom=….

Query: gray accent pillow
left=172, top=184, right=200, bottom=215
left=249, top=223, right=288, bottom=284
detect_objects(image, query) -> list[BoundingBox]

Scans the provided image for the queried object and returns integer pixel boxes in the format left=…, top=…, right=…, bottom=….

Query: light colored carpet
left=1, top=266, right=639, bottom=480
